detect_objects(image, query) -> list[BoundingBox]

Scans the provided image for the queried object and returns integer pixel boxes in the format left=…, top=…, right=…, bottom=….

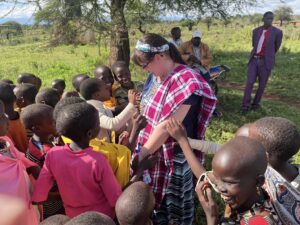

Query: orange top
left=7, top=118, right=28, bottom=153
left=103, top=85, right=118, bottom=108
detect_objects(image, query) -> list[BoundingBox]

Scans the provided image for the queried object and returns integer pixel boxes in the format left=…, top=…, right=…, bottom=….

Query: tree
left=0, top=21, right=23, bottom=40
left=1, top=0, right=256, bottom=65
left=249, top=13, right=262, bottom=26
left=181, top=19, right=196, bottom=31
left=203, top=17, right=213, bottom=31
left=274, top=6, right=293, bottom=26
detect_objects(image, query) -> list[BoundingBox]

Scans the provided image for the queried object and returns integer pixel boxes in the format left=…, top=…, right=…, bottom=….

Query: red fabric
left=256, top=28, right=271, bottom=57
left=135, top=64, right=217, bottom=208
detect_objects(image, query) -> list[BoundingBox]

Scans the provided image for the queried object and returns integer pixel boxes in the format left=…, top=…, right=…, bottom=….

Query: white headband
left=135, top=40, right=169, bottom=53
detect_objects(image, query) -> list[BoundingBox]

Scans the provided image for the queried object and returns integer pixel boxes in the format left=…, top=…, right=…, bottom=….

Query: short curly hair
left=253, top=117, right=300, bottom=161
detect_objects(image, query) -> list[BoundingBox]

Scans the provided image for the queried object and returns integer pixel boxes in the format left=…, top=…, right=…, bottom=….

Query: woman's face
left=142, top=54, right=165, bottom=78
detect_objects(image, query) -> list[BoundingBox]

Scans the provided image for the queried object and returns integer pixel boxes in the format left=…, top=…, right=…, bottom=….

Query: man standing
left=179, top=30, right=213, bottom=69
left=169, top=27, right=182, bottom=49
left=241, top=11, right=282, bottom=113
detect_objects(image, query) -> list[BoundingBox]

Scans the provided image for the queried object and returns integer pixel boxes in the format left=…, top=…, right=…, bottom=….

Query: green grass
left=0, top=21, right=300, bottom=225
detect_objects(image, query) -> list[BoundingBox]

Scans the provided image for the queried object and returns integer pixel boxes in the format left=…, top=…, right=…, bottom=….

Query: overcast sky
left=0, top=0, right=300, bottom=24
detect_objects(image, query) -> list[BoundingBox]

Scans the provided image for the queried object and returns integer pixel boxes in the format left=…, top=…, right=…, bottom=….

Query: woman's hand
left=195, top=181, right=219, bottom=225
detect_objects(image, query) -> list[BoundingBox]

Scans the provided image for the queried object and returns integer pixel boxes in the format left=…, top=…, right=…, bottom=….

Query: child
left=249, top=117, right=300, bottom=190
left=52, top=79, right=66, bottom=97
left=15, top=83, right=38, bottom=110
left=61, top=91, right=80, bottom=99
left=17, top=72, right=41, bottom=91
left=40, top=215, right=70, bottom=225
left=35, top=88, right=61, bottom=108
left=94, top=65, right=119, bottom=111
left=80, top=78, right=137, bottom=143
left=0, top=81, right=28, bottom=153
left=111, top=61, right=144, bottom=105
left=116, top=181, right=155, bottom=225
left=0, top=99, right=39, bottom=225
left=71, top=74, right=89, bottom=93
left=167, top=120, right=296, bottom=224
left=65, top=212, right=116, bottom=225
left=21, top=103, right=65, bottom=219
left=32, top=101, right=122, bottom=219
left=196, top=136, right=283, bottom=225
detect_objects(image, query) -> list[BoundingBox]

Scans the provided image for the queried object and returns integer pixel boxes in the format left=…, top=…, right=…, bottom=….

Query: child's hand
left=195, top=181, right=219, bottom=225
left=131, top=154, right=158, bottom=174
left=128, top=89, right=137, bottom=105
left=166, top=118, right=187, bottom=143
left=118, top=131, right=129, bottom=145
left=132, top=112, right=147, bottom=133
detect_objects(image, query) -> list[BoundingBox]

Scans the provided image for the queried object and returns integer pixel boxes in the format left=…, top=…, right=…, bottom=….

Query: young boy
left=94, top=65, right=119, bottom=111
left=116, top=181, right=155, bottom=225
left=249, top=117, right=300, bottom=189
left=71, top=74, right=90, bottom=93
left=52, top=79, right=66, bottom=97
left=35, top=88, right=61, bottom=108
left=21, top=103, right=64, bottom=219
left=0, top=81, right=28, bottom=153
left=15, top=83, right=38, bottom=110
left=80, top=78, right=137, bottom=143
left=112, top=61, right=144, bottom=106
left=32, top=102, right=122, bottom=219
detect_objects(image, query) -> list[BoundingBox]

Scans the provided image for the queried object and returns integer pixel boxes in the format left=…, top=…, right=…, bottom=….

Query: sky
left=0, top=0, right=300, bottom=24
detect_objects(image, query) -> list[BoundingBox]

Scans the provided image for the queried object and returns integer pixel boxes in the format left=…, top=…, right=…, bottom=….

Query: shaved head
left=65, top=212, right=115, bottom=225
left=116, top=181, right=155, bottom=225
left=213, top=136, right=267, bottom=177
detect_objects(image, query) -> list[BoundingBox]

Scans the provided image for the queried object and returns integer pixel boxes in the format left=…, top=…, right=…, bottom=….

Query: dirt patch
left=218, top=80, right=300, bottom=109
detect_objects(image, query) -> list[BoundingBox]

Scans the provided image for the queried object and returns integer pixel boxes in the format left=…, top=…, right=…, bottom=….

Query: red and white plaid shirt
left=135, top=64, right=217, bottom=208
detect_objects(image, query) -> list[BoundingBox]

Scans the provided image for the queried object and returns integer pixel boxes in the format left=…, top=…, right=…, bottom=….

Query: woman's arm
left=139, top=104, right=191, bottom=160
left=187, top=138, right=221, bottom=154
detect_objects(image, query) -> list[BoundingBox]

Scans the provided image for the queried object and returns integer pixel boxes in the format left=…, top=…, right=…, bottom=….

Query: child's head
left=40, top=214, right=70, bottom=225
left=116, top=181, right=155, bottom=225
left=65, top=212, right=115, bottom=225
left=52, top=79, right=66, bottom=96
left=17, top=73, right=41, bottom=90
left=61, top=91, right=80, bottom=99
left=250, top=117, right=300, bottom=165
left=15, top=83, right=38, bottom=109
left=0, top=81, right=16, bottom=108
left=35, top=88, right=60, bottom=108
left=111, top=61, right=133, bottom=89
left=94, top=66, right=114, bottom=88
left=21, top=103, right=56, bottom=138
left=80, top=78, right=110, bottom=101
left=0, top=100, right=9, bottom=136
left=211, top=136, right=267, bottom=211
left=53, top=97, right=85, bottom=121
left=56, top=102, right=100, bottom=143
left=71, top=74, right=90, bottom=92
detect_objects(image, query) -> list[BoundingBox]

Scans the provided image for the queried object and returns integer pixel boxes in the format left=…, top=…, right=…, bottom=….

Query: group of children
left=0, top=60, right=299, bottom=225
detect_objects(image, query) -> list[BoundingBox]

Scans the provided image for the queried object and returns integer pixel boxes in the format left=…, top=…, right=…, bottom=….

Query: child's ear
left=256, top=174, right=265, bottom=187
left=86, top=130, right=93, bottom=138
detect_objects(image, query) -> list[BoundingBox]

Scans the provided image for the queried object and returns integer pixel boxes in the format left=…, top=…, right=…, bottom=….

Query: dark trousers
left=242, top=58, right=271, bottom=109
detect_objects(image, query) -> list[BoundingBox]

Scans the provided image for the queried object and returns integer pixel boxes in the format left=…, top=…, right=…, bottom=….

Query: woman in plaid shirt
left=132, top=33, right=217, bottom=225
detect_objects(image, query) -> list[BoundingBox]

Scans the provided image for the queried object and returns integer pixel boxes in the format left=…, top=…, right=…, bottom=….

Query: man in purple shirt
left=241, top=12, right=283, bottom=113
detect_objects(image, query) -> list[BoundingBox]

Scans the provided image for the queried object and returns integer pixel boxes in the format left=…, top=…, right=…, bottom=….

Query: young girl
left=0, top=100, right=39, bottom=225
left=31, top=101, right=122, bottom=219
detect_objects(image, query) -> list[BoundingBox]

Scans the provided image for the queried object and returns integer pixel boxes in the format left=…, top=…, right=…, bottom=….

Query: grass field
left=0, top=21, right=299, bottom=225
